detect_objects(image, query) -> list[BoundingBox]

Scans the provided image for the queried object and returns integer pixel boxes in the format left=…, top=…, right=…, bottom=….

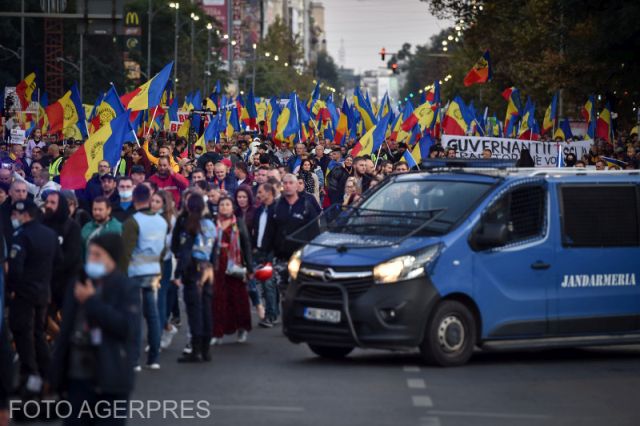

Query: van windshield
left=342, top=180, right=492, bottom=236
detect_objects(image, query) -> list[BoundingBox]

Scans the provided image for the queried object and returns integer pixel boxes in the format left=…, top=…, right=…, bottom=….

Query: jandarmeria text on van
left=561, top=274, right=637, bottom=288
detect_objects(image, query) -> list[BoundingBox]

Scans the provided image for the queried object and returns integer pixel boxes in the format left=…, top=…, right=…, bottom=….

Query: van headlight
left=288, top=250, right=302, bottom=280
left=373, top=245, right=441, bottom=284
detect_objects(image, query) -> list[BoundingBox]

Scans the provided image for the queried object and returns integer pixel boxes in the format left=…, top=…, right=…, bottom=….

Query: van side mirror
left=473, top=222, right=508, bottom=249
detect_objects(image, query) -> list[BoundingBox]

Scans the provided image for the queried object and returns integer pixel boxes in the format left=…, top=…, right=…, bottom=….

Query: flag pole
left=145, top=106, right=159, bottom=138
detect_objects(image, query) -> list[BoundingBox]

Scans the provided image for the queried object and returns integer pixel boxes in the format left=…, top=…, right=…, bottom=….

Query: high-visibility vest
left=49, top=156, right=64, bottom=179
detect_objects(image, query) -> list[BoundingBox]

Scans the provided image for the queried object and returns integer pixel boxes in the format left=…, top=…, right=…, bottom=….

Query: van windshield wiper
left=286, top=205, right=448, bottom=251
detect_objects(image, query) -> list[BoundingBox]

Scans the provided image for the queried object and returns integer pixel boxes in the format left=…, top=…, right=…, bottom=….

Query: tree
left=419, top=0, right=640, bottom=126
left=313, top=51, right=340, bottom=88
left=240, top=17, right=314, bottom=97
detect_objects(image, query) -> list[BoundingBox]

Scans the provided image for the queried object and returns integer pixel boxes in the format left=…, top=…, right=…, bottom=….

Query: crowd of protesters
left=0, top=119, right=638, bottom=424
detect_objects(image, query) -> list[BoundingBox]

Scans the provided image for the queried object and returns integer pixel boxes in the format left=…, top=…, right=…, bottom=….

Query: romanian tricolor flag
left=125, top=62, right=173, bottom=111
left=554, top=118, right=573, bottom=141
left=442, top=97, right=468, bottom=136
left=196, top=113, right=222, bottom=148
left=16, top=72, right=37, bottom=110
left=351, top=113, right=391, bottom=157
left=596, top=102, right=612, bottom=142
left=425, top=80, right=441, bottom=105
left=463, top=50, right=492, bottom=87
left=61, top=112, right=133, bottom=189
left=268, top=97, right=280, bottom=138
left=353, top=87, right=377, bottom=132
left=243, top=90, right=258, bottom=130
left=45, top=84, right=88, bottom=139
left=89, top=86, right=125, bottom=134
left=582, top=95, right=596, bottom=139
left=502, top=86, right=521, bottom=137
left=401, top=102, right=436, bottom=133
left=518, top=98, right=540, bottom=140
left=401, top=129, right=435, bottom=168
left=334, top=98, right=349, bottom=146
left=542, top=92, right=558, bottom=135
left=275, top=93, right=301, bottom=144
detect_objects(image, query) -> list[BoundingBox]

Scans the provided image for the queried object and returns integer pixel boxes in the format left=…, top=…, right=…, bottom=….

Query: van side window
left=560, top=186, right=639, bottom=247
left=472, top=185, right=546, bottom=250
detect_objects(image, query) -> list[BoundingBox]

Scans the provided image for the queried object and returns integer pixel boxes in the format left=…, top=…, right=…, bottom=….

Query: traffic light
left=391, top=63, right=398, bottom=74
left=379, top=47, right=386, bottom=61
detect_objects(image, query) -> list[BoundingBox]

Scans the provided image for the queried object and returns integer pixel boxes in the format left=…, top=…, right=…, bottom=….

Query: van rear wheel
left=420, top=300, right=476, bottom=367
left=308, top=344, right=354, bottom=359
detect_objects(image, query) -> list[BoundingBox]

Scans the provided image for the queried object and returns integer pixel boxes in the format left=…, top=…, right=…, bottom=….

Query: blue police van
left=282, top=162, right=640, bottom=366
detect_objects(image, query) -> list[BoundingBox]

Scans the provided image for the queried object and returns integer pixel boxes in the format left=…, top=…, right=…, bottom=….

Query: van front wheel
left=308, top=344, right=354, bottom=359
left=419, top=300, right=476, bottom=366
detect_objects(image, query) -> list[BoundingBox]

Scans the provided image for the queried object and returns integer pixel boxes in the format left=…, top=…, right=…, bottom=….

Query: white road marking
left=407, top=378, right=426, bottom=389
left=212, top=405, right=304, bottom=412
left=412, top=396, right=433, bottom=408
left=420, top=417, right=441, bottom=426
left=403, top=365, right=421, bottom=373
left=425, top=410, right=550, bottom=420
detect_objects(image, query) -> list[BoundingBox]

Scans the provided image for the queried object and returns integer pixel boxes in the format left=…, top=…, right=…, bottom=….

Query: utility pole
left=147, top=0, right=152, bottom=79
left=79, top=32, right=84, bottom=101
left=20, top=0, right=24, bottom=77
left=227, top=0, right=233, bottom=79
left=206, top=23, right=212, bottom=94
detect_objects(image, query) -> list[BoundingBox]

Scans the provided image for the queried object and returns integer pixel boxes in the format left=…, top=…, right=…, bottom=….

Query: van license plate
left=304, top=307, right=341, bottom=324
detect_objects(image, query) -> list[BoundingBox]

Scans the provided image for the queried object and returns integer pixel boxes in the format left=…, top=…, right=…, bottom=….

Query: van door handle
left=531, top=261, right=550, bottom=270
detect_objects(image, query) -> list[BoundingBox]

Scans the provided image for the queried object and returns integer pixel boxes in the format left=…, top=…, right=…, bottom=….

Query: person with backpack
left=171, top=193, right=216, bottom=363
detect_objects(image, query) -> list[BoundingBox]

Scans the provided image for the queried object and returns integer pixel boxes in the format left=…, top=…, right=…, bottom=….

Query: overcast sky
left=320, top=0, right=451, bottom=74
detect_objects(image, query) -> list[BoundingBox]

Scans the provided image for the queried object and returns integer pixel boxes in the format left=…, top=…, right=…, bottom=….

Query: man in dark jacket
left=196, top=140, right=222, bottom=170
left=263, top=174, right=321, bottom=262
left=326, top=155, right=353, bottom=205
left=7, top=199, right=59, bottom=397
left=50, top=233, right=140, bottom=422
left=42, top=191, right=83, bottom=314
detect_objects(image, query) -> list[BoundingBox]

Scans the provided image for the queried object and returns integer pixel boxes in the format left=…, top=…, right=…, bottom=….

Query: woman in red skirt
left=211, top=196, right=254, bottom=344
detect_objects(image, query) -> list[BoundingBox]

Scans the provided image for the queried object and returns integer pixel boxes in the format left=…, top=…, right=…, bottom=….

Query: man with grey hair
left=13, top=169, right=60, bottom=207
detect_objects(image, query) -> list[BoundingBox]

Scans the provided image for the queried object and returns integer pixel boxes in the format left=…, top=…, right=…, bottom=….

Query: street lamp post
left=169, top=2, right=180, bottom=96
left=190, top=12, right=200, bottom=94
left=147, top=0, right=152, bottom=79
left=251, top=43, right=257, bottom=94
left=206, top=22, right=213, bottom=94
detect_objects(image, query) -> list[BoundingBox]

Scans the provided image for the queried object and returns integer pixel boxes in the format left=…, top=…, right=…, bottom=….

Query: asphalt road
left=121, top=318, right=640, bottom=426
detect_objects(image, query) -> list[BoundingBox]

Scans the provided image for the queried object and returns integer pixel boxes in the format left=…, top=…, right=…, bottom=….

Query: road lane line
left=412, top=396, right=433, bottom=408
left=425, top=410, right=550, bottom=420
left=212, top=405, right=305, bottom=412
left=403, top=365, right=421, bottom=373
left=407, top=378, right=426, bottom=389
left=420, top=417, right=441, bottom=426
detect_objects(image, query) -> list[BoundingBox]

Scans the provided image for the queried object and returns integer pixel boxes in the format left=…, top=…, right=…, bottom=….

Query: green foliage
left=240, top=17, right=314, bottom=97
left=313, top=51, right=340, bottom=89
left=414, top=0, right=640, bottom=126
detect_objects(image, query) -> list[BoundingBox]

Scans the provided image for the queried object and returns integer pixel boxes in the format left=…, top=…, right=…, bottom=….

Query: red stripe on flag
left=60, top=145, right=90, bottom=190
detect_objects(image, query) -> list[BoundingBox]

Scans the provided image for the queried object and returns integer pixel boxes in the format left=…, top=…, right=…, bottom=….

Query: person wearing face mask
left=7, top=199, right=59, bottom=400
left=111, top=176, right=136, bottom=222
left=50, top=233, right=140, bottom=424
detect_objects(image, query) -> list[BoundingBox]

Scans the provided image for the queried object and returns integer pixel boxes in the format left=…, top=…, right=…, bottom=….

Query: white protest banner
left=169, top=121, right=182, bottom=133
left=441, top=135, right=593, bottom=167
left=10, top=128, right=26, bottom=145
